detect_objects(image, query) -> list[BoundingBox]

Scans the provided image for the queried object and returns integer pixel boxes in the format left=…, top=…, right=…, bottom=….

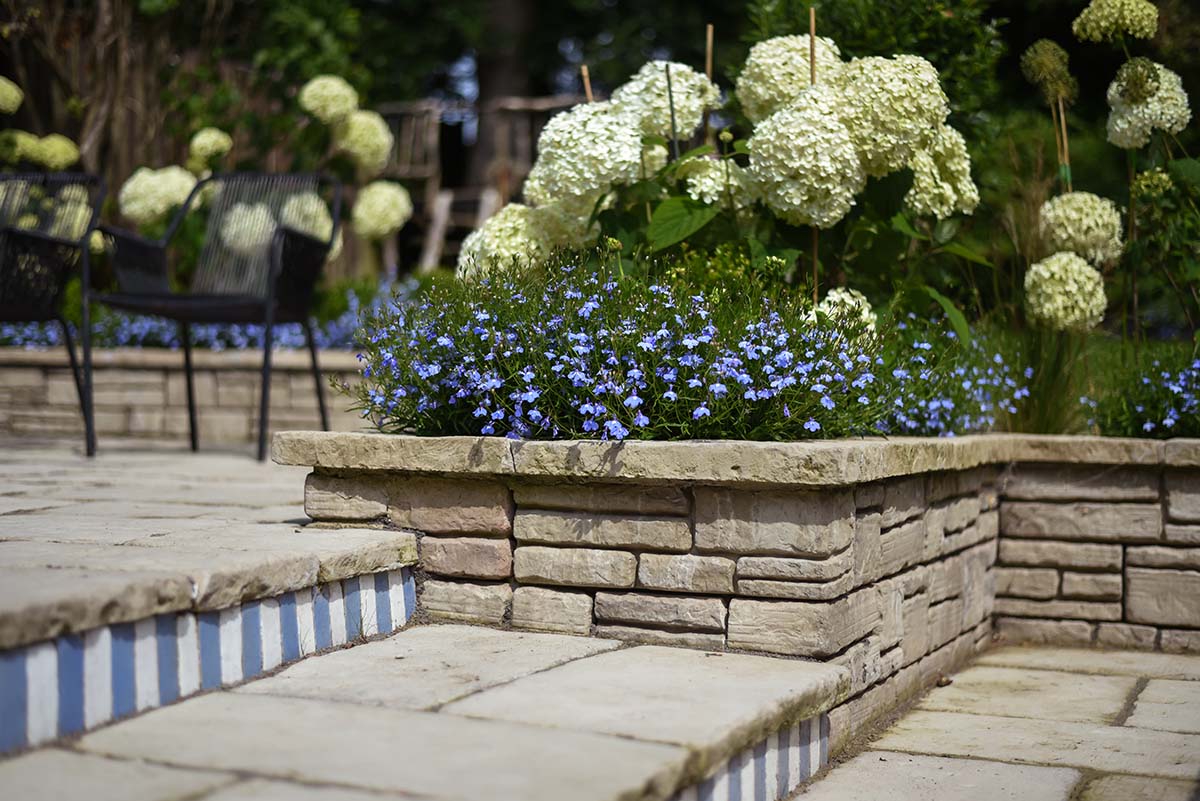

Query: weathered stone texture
left=1165, top=470, right=1200, bottom=523
left=928, top=598, right=965, bottom=650
left=1165, top=524, right=1200, bottom=545
left=994, top=567, right=1059, bottom=599
left=1128, top=546, right=1200, bottom=569
left=513, top=546, right=636, bottom=589
left=833, top=636, right=883, bottom=695
left=879, top=518, right=926, bottom=578
left=727, top=587, right=880, bottom=657
left=996, top=616, right=1096, bottom=646
left=1000, top=502, right=1161, bottom=541
left=735, top=574, right=854, bottom=600
left=514, top=510, right=690, bottom=552
left=994, top=597, right=1121, bottom=621
left=592, top=626, right=725, bottom=650
left=594, top=593, right=726, bottom=632
left=926, top=468, right=988, bottom=504
left=881, top=477, right=925, bottom=528
left=421, top=580, right=512, bottom=625
left=943, top=496, right=982, bottom=533
left=510, top=587, right=594, bottom=635
left=693, top=487, right=854, bottom=557
left=1003, top=464, right=1160, bottom=502
left=736, top=551, right=852, bottom=582
left=513, top=483, right=689, bottom=516
left=852, top=512, right=883, bottom=585
left=1060, top=572, right=1122, bottom=601
left=420, top=537, right=513, bottom=580
left=1126, top=568, right=1200, bottom=627
left=388, top=477, right=513, bottom=536
left=305, top=472, right=387, bottom=521
left=855, top=482, right=885, bottom=510
left=638, top=554, right=735, bottom=594
left=1096, top=622, right=1159, bottom=650
left=1161, top=629, right=1200, bottom=654
left=900, top=592, right=931, bottom=665
left=999, top=540, right=1122, bottom=571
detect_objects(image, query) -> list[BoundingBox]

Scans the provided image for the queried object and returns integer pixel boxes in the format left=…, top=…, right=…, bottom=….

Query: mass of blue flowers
left=352, top=261, right=1026, bottom=441
left=1085, top=356, right=1200, bottom=438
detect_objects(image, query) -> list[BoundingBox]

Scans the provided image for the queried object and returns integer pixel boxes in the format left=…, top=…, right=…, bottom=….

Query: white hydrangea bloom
left=735, top=35, right=845, bottom=123
left=1025, top=252, right=1107, bottom=331
left=29, top=134, right=80, bottom=171
left=334, top=110, right=394, bottom=178
left=352, top=181, right=413, bottom=240
left=610, top=60, right=721, bottom=139
left=904, top=124, right=979, bottom=220
left=298, top=75, right=359, bottom=124
left=280, top=191, right=337, bottom=258
left=815, top=287, right=877, bottom=333
left=1106, top=62, right=1191, bottom=149
left=48, top=200, right=91, bottom=241
left=457, top=203, right=558, bottom=279
left=220, top=202, right=277, bottom=258
left=678, top=157, right=759, bottom=212
left=747, top=84, right=865, bottom=229
left=523, top=102, right=644, bottom=205
left=1072, top=0, right=1158, bottom=42
left=118, top=166, right=198, bottom=227
left=1039, top=192, right=1124, bottom=265
left=0, top=76, right=23, bottom=115
left=188, top=127, right=233, bottom=163
left=831, top=55, right=950, bottom=178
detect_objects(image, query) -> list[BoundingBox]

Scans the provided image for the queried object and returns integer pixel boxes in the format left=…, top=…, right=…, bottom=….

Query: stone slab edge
left=273, top=432, right=1190, bottom=486
left=0, top=346, right=362, bottom=372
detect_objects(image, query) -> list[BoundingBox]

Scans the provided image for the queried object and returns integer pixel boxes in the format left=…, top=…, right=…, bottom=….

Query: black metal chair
left=96, top=173, right=342, bottom=460
left=0, top=173, right=105, bottom=455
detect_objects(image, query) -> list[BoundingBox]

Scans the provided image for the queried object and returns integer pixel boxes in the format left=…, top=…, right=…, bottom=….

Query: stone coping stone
left=273, top=432, right=1195, bottom=487
left=78, top=692, right=690, bottom=801
left=443, top=644, right=850, bottom=782
left=0, top=529, right=417, bottom=650
left=0, top=346, right=361, bottom=371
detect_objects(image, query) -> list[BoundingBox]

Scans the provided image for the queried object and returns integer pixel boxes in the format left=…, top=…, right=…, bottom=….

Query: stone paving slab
left=200, top=779, right=415, bottom=801
left=0, top=748, right=232, bottom=801
left=1124, top=679, right=1200, bottom=734
left=872, top=709, right=1200, bottom=779
left=77, top=692, right=690, bottom=801
left=795, top=751, right=1081, bottom=801
left=1076, top=774, right=1200, bottom=801
left=976, top=646, right=1200, bottom=680
left=444, top=644, right=850, bottom=779
left=237, top=624, right=621, bottom=709
left=916, top=665, right=1137, bottom=724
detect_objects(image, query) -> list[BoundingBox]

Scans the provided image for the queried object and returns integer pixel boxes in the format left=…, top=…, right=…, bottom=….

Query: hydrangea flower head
left=1072, top=0, right=1158, bottom=42
left=280, top=191, right=342, bottom=260
left=0, top=76, right=23, bottom=115
left=0, top=130, right=37, bottom=164
left=523, top=101, right=644, bottom=205
left=1025, top=251, right=1107, bottom=332
left=815, top=287, right=877, bottom=333
left=610, top=60, right=720, bottom=139
left=457, top=203, right=560, bottom=278
left=735, top=35, right=845, bottom=123
left=747, top=84, right=865, bottom=229
left=220, top=202, right=276, bottom=258
left=831, top=55, right=950, bottom=178
left=188, top=127, right=233, bottom=173
left=678, top=157, right=759, bottom=212
left=904, top=124, right=979, bottom=220
left=334, top=110, right=394, bottom=178
left=1106, top=62, right=1190, bottom=149
left=1039, top=191, right=1124, bottom=265
left=353, top=180, right=413, bottom=240
left=298, top=75, right=359, bottom=123
left=1020, top=39, right=1078, bottom=106
left=29, top=134, right=80, bottom=171
left=117, top=166, right=197, bottom=227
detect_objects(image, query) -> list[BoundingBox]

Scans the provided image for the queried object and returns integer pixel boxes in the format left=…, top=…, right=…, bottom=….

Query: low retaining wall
left=0, top=347, right=366, bottom=443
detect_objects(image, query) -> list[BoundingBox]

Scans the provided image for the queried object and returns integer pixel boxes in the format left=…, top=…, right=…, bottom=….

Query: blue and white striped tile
left=0, top=567, right=415, bottom=755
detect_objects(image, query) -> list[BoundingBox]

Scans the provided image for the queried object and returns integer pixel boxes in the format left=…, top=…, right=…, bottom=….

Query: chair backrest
left=0, top=173, right=104, bottom=322
left=185, top=173, right=340, bottom=300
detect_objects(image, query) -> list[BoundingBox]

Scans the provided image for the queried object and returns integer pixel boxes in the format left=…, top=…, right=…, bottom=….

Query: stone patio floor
left=1, top=439, right=1199, bottom=800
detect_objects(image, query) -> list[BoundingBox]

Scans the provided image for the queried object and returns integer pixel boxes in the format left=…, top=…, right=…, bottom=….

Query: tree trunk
left=466, top=0, right=534, bottom=188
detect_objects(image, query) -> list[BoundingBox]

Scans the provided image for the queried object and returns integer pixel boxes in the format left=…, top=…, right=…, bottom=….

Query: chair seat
left=95, top=293, right=281, bottom=324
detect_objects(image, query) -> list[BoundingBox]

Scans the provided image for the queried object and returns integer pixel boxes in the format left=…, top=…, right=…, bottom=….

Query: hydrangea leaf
left=940, top=241, right=993, bottom=268
left=1167, top=158, right=1200, bottom=191
left=647, top=196, right=720, bottom=252
left=924, top=286, right=973, bottom=346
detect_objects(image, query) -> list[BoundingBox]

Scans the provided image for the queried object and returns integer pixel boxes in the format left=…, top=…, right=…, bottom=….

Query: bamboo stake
left=810, top=6, right=819, bottom=304
left=1049, top=100, right=1065, bottom=188
left=665, top=63, right=681, bottom=161
left=703, top=23, right=714, bottom=144
left=580, top=65, right=594, bottom=103
left=1057, top=95, right=1072, bottom=192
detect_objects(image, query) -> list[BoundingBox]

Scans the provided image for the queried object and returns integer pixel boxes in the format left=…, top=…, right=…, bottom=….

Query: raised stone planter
left=0, top=347, right=365, bottom=443
left=275, top=431, right=1199, bottom=753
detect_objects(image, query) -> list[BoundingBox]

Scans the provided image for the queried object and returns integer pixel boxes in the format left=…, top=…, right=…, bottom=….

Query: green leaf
left=1168, top=158, right=1200, bottom=190
left=932, top=218, right=960, bottom=245
left=677, top=144, right=716, bottom=162
left=641, top=134, right=669, bottom=148
left=924, top=286, right=972, bottom=346
left=890, top=213, right=929, bottom=241
left=732, top=140, right=750, bottom=155
left=940, top=241, right=993, bottom=267
left=646, top=197, right=720, bottom=252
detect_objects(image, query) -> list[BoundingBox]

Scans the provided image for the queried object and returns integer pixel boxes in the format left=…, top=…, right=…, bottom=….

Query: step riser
left=0, top=567, right=415, bottom=756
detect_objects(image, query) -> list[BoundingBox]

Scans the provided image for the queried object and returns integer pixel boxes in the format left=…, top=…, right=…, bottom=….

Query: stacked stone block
left=995, top=463, right=1200, bottom=651
left=0, top=348, right=362, bottom=443
left=303, top=463, right=1004, bottom=747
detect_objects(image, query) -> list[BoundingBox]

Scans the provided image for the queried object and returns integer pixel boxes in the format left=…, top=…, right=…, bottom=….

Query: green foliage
left=1087, top=338, right=1200, bottom=438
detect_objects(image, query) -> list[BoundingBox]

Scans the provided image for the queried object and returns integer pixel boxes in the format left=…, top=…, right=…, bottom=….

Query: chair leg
left=180, top=322, right=198, bottom=452
left=303, top=319, right=330, bottom=431
left=62, top=317, right=95, bottom=457
left=257, top=321, right=275, bottom=462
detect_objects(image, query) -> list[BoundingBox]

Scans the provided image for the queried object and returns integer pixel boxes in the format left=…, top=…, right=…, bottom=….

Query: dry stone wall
left=995, top=463, right=1200, bottom=652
